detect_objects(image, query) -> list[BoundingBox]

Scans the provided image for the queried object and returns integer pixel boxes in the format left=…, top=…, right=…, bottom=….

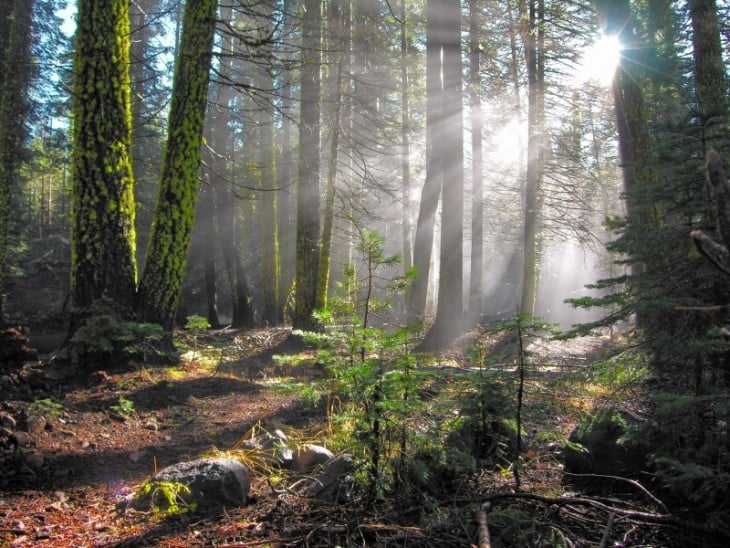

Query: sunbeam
left=575, top=34, right=621, bottom=86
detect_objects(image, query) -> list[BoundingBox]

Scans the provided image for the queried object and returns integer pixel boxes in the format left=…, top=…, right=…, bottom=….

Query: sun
left=576, top=34, right=621, bottom=86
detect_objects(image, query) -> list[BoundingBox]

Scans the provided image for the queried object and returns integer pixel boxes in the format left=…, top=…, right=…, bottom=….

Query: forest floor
left=0, top=324, right=726, bottom=547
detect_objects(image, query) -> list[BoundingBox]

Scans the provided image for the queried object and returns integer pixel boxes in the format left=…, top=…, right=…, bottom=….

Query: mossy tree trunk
left=0, top=0, right=33, bottom=324
left=70, top=0, right=137, bottom=317
left=258, top=3, right=281, bottom=326
left=138, top=0, right=217, bottom=330
left=316, top=0, right=347, bottom=312
left=293, top=0, right=323, bottom=330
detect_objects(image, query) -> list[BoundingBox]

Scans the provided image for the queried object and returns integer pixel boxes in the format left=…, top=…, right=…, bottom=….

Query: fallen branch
left=563, top=472, right=669, bottom=513
left=480, top=492, right=730, bottom=540
left=476, top=502, right=492, bottom=548
left=599, top=512, right=615, bottom=548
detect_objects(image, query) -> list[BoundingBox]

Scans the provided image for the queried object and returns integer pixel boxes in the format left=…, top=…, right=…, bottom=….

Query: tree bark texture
left=689, top=0, right=729, bottom=153
left=70, top=0, right=137, bottom=314
left=138, top=0, right=217, bottom=329
left=294, top=0, right=322, bottom=329
left=435, top=0, right=465, bottom=329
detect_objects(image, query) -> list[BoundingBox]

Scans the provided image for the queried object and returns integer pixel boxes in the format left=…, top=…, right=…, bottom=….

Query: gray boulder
left=130, top=457, right=250, bottom=512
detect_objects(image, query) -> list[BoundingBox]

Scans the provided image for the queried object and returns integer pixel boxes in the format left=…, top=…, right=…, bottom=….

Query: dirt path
left=0, top=326, right=723, bottom=547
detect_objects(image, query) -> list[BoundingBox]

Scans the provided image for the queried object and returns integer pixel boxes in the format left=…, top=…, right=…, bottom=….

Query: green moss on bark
left=138, top=0, right=217, bottom=330
left=70, top=0, right=137, bottom=314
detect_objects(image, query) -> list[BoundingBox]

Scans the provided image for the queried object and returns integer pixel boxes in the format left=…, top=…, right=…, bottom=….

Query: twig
left=674, top=304, right=730, bottom=312
left=563, top=472, right=669, bottom=513
left=480, top=491, right=730, bottom=539
left=599, top=512, right=615, bottom=548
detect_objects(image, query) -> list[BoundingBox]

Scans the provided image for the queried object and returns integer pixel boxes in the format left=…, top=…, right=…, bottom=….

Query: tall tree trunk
left=138, top=0, right=217, bottom=329
left=400, top=0, right=413, bottom=279
left=468, top=0, right=483, bottom=317
left=210, top=2, right=253, bottom=328
left=597, top=0, right=652, bottom=233
left=689, top=0, right=729, bottom=154
left=408, top=0, right=444, bottom=319
left=293, top=0, right=322, bottom=329
left=258, top=5, right=281, bottom=326
left=277, top=0, right=296, bottom=319
left=0, top=0, right=33, bottom=324
left=129, top=0, right=162, bottom=266
left=316, top=0, right=347, bottom=311
left=435, top=0, right=465, bottom=332
left=70, top=0, right=137, bottom=316
left=519, top=0, right=544, bottom=316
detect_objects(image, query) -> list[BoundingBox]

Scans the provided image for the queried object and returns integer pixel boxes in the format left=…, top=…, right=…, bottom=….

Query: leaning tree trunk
left=138, top=0, right=217, bottom=330
left=408, top=0, right=444, bottom=320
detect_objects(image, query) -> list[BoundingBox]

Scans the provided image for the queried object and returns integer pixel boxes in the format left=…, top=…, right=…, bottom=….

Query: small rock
left=24, top=452, right=44, bottom=469
left=27, top=415, right=46, bottom=435
left=11, top=431, right=31, bottom=447
left=293, top=444, right=334, bottom=473
left=298, top=454, right=354, bottom=500
left=0, top=413, right=16, bottom=430
left=129, top=449, right=147, bottom=463
left=18, top=465, right=36, bottom=478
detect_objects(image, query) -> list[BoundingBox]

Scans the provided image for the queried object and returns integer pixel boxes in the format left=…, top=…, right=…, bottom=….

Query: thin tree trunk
left=408, top=0, right=444, bottom=320
left=519, top=0, right=544, bottom=316
left=400, top=0, right=413, bottom=276
left=468, top=0, right=483, bottom=318
left=316, top=61, right=344, bottom=311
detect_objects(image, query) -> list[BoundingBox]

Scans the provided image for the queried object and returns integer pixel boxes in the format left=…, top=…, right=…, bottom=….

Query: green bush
left=69, top=314, right=175, bottom=369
